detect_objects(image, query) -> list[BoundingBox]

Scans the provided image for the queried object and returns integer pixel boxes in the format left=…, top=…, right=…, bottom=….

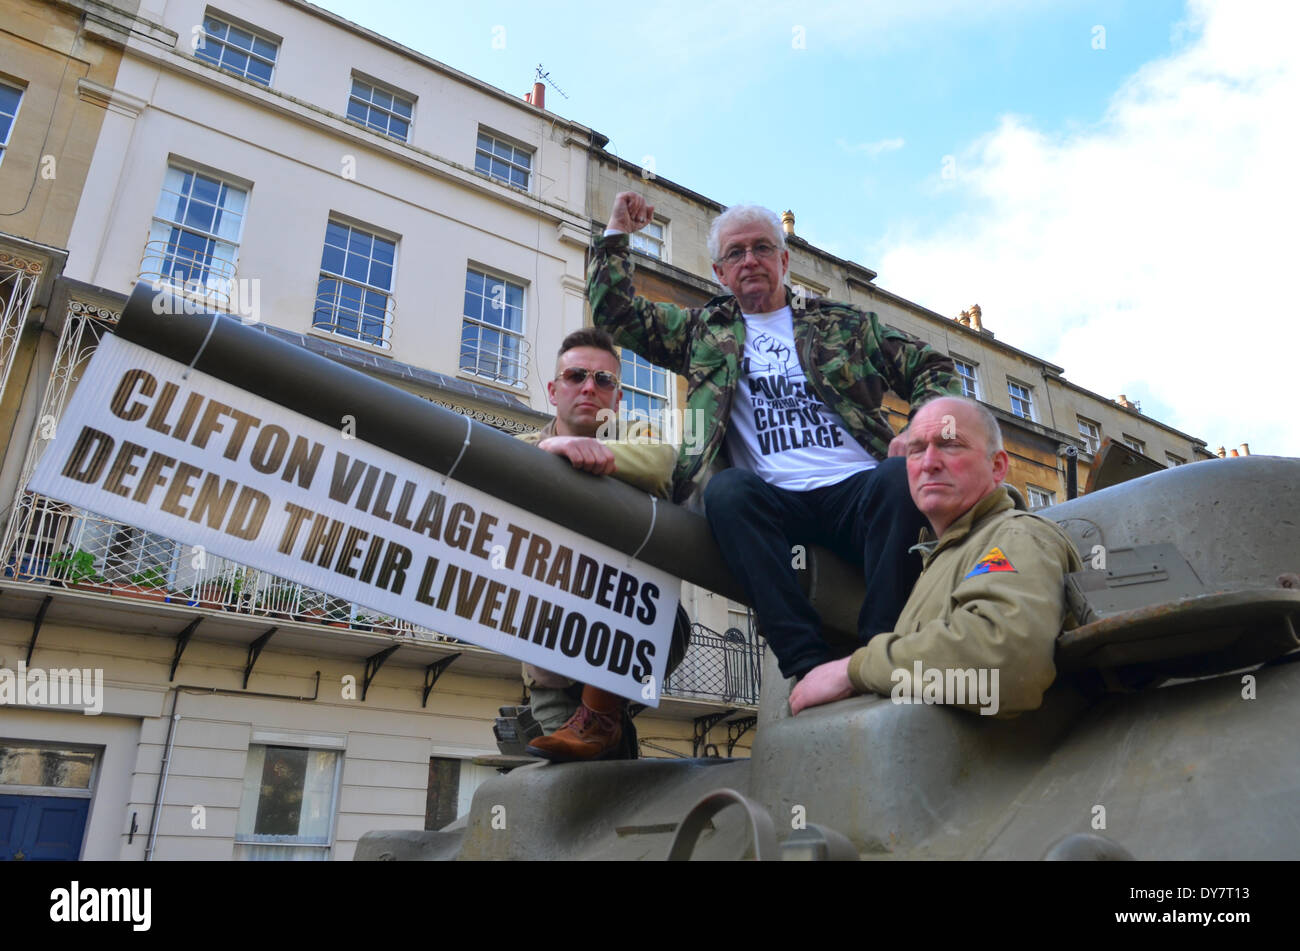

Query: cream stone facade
left=0, top=0, right=756, bottom=863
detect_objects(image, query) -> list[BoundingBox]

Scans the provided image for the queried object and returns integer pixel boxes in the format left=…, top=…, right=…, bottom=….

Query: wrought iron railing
left=664, top=622, right=764, bottom=706
left=2, top=492, right=456, bottom=643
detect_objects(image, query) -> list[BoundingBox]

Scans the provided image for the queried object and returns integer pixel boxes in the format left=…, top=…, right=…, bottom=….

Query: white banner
left=29, top=334, right=677, bottom=704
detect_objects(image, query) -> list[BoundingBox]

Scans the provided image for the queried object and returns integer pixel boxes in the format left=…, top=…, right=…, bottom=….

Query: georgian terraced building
left=0, top=0, right=761, bottom=862
left=0, top=0, right=1215, bottom=863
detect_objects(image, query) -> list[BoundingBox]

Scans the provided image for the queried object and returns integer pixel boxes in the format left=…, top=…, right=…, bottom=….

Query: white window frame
left=312, top=218, right=397, bottom=350
left=1026, top=484, right=1056, bottom=510
left=1077, top=415, right=1102, bottom=454
left=1006, top=378, right=1035, bottom=421
left=630, top=217, right=669, bottom=261
left=474, top=129, right=532, bottom=190
left=1165, top=452, right=1186, bottom=467
left=194, top=10, right=280, bottom=86
left=460, top=266, right=527, bottom=387
left=1122, top=434, right=1146, bottom=454
left=620, top=349, right=674, bottom=426
left=0, top=80, right=23, bottom=168
left=234, top=742, right=342, bottom=861
left=346, top=74, right=414, bottom=143
left=144, top=162, right=248, bottom=304
left=952, top=356, right=980, bottom=400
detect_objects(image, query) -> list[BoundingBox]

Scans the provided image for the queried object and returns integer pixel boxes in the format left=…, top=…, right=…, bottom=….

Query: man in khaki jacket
left=790, top=396, right=1082, bottom=717
left=518, top=327, right=679, bottom=760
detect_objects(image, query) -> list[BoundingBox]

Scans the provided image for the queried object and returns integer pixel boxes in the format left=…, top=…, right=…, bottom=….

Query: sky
left=314, top=0, right=1299, bottom=456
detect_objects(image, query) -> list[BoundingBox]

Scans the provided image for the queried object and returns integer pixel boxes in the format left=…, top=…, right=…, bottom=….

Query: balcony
left=2, top=492, right=764, bottom=708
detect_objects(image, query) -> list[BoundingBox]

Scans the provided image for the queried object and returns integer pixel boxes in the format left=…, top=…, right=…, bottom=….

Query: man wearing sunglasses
left=516, top=327, right=682, bottom=760
left=591, top=192, right=961, bottom=684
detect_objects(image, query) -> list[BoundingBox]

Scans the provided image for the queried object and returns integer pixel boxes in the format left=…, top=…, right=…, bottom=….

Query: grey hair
left=707, top=204, right=787, bottom=262
left=911, top=395, right=1004, bottom=456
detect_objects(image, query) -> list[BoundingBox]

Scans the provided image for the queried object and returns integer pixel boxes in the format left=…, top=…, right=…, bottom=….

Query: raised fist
left=608, top=191, right=655, bottom=233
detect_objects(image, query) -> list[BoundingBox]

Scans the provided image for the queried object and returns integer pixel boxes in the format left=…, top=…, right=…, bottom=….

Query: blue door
left=0, top=795, right=89, bottom=860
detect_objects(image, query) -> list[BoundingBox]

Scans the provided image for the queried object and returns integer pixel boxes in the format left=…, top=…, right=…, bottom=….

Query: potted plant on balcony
left=121, top=566, right=171, bottom=603
left=254, top=581, right=297, bottom=620
left=49, top=548, right=110, bottom=595
left=322, top=600, right=351, bottom=628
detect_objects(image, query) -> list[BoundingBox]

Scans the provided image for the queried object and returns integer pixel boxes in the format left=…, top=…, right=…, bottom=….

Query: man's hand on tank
left=609, top=191, right=655, bottom=233
left=789, top=657, right=855, bottom=715
left=538, top=436, right=617, bottom=476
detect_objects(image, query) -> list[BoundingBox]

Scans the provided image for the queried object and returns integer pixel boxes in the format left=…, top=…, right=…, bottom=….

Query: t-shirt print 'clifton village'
left=724, top=307, right=877, bottom=492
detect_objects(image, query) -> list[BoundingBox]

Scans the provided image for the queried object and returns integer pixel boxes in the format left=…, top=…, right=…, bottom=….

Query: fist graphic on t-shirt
left=748, top=333, right=793, bottom=376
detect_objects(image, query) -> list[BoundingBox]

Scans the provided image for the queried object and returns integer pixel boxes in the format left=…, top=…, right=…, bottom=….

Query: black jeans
left=703, top=459, right=926, bottom=679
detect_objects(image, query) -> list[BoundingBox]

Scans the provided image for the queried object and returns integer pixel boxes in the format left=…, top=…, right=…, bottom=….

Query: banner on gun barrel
left=29, top=333, right=677, bottom=705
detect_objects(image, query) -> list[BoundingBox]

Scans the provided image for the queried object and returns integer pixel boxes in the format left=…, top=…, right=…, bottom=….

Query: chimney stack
left=968, top=303, right=983, bottom=333
left=781, top=210, right=795, bottom=236
left=1216, top=446, right=1226, bottom=458
left=531, top=81, right=545, bottom=110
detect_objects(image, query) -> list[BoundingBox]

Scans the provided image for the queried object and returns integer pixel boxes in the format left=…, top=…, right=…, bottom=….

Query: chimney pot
left=781, top=210, right=795, bottom=235
left=532, top=81, right=545, bottom=110
left=1216, top=446, right=1226, bottom=458
left=1239, top=443, right=1251, bottom=456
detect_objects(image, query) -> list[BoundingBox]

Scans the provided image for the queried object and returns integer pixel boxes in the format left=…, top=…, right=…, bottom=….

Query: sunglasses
left=556, top=367, right=619, bottom=389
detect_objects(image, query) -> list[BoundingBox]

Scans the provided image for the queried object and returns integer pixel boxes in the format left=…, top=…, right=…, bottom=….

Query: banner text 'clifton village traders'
left=29, top=334, right=677, bottom=703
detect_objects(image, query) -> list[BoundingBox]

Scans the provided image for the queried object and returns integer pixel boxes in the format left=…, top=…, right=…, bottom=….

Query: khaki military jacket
left=847, top=485, right=1083, bottom=716
left=515, top=419, right=676, bottom=499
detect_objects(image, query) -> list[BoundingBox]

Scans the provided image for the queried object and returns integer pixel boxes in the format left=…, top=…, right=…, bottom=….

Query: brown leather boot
left=526, top=687, right=624, bottom=762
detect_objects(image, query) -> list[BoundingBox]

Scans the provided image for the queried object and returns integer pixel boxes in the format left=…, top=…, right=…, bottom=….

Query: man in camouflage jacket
left=590, top=193, right=961, bottom=679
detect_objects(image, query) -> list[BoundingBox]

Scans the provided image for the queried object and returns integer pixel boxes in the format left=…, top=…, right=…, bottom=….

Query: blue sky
left=315, top=0, right=1299, bottom=456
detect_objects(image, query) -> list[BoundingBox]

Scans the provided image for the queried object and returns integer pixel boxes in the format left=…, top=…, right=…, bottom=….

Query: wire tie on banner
left=182, top=310, right=222, bottom=380
left=630, top=495, right=658, bottom=561
left=442, top=415, right=473, bottom=484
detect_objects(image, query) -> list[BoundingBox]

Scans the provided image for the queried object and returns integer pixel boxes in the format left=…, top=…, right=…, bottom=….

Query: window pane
left=223, top=48, right=250, bottom=75
left=0, top=85, right=22, bottom=115
left=247, top=58, right=272, bottom=84
left=320, top=240, right=345, bottom=272
left=369, top=260, right=392, bottom=290
left=0, top=746, right=94, bottom=789
left=227, top=26, right=254, bottom=51
left=474, top=153, right=491, bottom=175
left=344, top=252, right=369, bottom=283
left=393, top=98, right=412, bottom=119
left=389, top=117, right=409, bottom=140
left=346, top=99, right=368, bottom=123
left=253, top=37, right=278, bottom=59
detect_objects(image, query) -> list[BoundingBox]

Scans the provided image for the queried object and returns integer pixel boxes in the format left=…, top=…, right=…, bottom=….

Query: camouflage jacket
left=588, top=232, right=960, bottom=502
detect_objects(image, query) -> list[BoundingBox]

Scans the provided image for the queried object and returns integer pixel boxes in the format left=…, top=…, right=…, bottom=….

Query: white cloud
left=837, top=137, right=905, bottom=156
left=874, top=0, right=1300, bottom=456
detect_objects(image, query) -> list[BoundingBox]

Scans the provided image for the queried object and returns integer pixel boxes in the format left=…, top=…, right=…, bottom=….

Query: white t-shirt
left=725, top=306, right=878, bottom=491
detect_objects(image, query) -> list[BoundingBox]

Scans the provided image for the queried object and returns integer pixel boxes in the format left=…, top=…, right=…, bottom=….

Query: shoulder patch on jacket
left=964, top=546, right=1016, bottom=578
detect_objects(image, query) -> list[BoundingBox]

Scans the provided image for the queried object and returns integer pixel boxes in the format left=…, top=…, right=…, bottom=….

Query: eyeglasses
left=717, top=242, right=780, bottom=267
left=556, top=367, right=619, bottom=389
